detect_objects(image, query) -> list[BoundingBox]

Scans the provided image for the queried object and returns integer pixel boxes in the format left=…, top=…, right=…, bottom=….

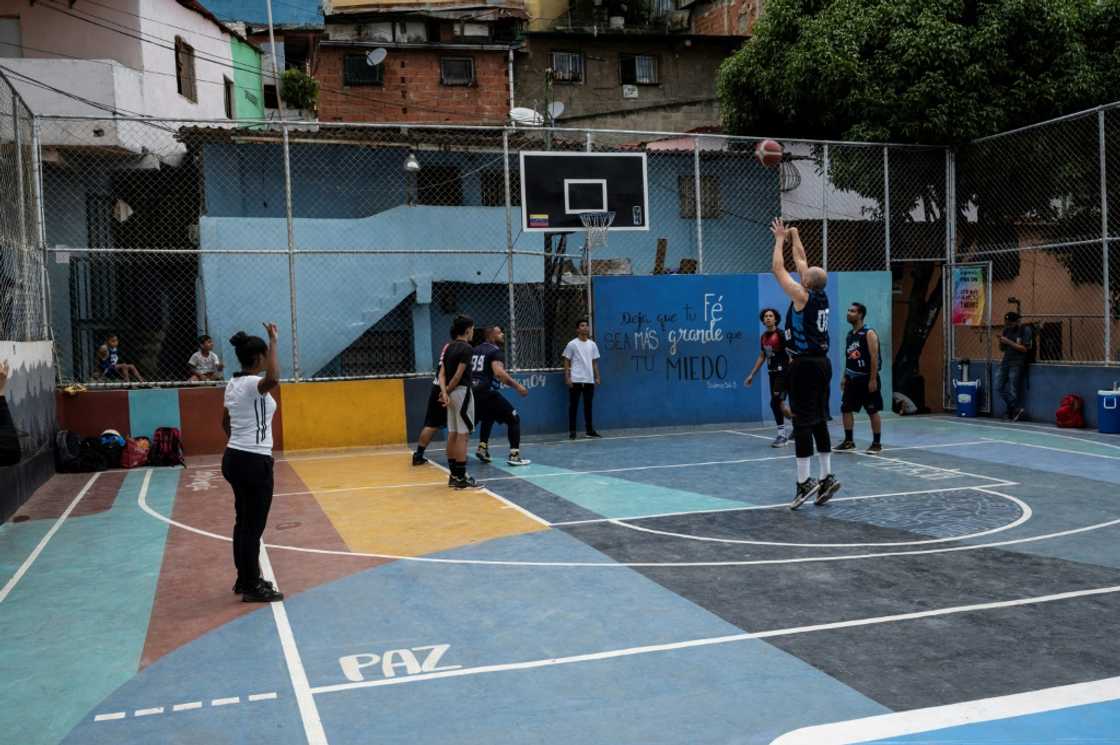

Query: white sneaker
left=506, top=453, right=532, bottom=466
left=770, top=434, right=789, bottom=448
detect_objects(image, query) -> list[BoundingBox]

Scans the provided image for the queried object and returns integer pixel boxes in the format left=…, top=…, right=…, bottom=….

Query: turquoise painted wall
left=230, top=37, right=265, bottom=120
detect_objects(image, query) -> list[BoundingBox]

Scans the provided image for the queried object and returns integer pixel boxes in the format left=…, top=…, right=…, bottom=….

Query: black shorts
left=768, top=370, right=789, bottom=399
left=475, top=388, right=517, bottom=425
left=789, top=355, right=832, bottom=428
left=423, top=384, right=446, bottom=429
left=842, top=375, right=884, bottom=415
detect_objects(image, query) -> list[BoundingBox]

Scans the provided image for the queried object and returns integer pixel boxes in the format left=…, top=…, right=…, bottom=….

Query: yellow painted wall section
left=279, top=380, right=406, bottom=450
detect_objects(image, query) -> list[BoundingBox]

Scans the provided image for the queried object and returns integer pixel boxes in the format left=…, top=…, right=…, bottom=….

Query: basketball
left=755, top=139, right=783, bottom=167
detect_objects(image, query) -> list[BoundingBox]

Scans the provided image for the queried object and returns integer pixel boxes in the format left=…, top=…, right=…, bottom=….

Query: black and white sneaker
left=412, top=452, right=428, bottom=466
left=770, top=434, right=789, bottom=448
left=451, top=475, right=485, bottom=490
left=448, top=474, right=456, bottom=487
left=865, top=443, right=882, bottom=454
left=815, top=475, right=841, bottom=505
left=791, top=478, right=819, bottom=511
left=835, top=440, right=856, bottom=451
left=233, top=578, right=275, bottom=594
left=242, top=579, right=284, bottom=603
left=506, top=451, right=531, bottom=466
left=586, top=431, right=602, bottom=438
left=475, top=444, right=492, bottom=463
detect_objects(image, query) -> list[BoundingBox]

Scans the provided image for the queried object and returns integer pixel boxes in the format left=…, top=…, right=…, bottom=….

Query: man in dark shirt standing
left=996, top=311, right=1033, bottom=421
left=440, top=315, right=483, bottom=489
left=837, top=302, right=884, bottom=453
left=770, top=219, right=840, bottom=510
left=472, top=326, right=531, bottom=466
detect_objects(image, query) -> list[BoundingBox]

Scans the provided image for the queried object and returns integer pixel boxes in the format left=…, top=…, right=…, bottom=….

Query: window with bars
left=678, top=175, right=722, bottom=218
left=440, top=57, right=475, bottom=86
left=550, top=51, right=584, bottom=83
left=263, top=84, right=279, bottom=109
left=343, top=54, right=384, bottom=86
left=620, top=54, right=659, bottom=85
left=175, top=37, right=197, bottom=102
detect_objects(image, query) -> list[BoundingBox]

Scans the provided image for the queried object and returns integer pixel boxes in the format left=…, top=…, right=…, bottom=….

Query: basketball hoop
left=580, top=211, right=615, bottom=250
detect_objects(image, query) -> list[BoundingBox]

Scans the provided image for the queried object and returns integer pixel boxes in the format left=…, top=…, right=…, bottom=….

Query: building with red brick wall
left=316, top=2, right=525, bottom=124
left=687, top=0, right=763, bottom=37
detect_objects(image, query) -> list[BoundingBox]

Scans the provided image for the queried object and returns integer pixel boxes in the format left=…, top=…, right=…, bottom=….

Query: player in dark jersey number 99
left=770, top=218, right=840, bottom=511
left=471, top=326, right=531, bottom=467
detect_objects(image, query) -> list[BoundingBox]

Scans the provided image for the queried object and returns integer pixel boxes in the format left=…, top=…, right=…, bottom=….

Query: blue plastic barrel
left=955, top=380, right=980, bottom=418
left=1099, top=391, right=1120, bottom=434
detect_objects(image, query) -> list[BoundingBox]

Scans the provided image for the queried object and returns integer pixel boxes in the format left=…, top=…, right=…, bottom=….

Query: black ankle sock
left=416, top=445, right=426, bottom=456
left=873, top=432, right=881, bottom=445
left=458, top=461, right=469, bottom=478
left=844, top=429, right=853, bottom=442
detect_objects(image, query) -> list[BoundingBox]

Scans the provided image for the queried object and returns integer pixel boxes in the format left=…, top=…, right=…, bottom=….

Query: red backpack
left=149, top=427, right=185, bottom=467
left=1055, top=394, right=1085, bottom=429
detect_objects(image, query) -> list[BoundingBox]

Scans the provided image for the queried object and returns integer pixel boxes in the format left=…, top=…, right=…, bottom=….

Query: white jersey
left=224, top=374, right=277, bottom=456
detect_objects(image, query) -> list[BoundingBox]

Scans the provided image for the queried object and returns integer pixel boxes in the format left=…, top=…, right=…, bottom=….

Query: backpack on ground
left=121, top=437, right=151, bottom=469
left=148, top=427, right=184, bottom=467
left=78, top=437, right=109, bottom=472
left=98, top=430, right=126, bottom=469
left=55, top=430, right=83, bottom=473
left=1056, top=394, right=1085, bottom=429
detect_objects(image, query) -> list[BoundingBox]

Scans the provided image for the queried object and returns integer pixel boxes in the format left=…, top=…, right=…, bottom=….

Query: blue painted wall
left=197, top=0, right=321, bottom=26
left=127, top=388, right=182, bottom=440
left=952, top=361, right=1120, bottom=429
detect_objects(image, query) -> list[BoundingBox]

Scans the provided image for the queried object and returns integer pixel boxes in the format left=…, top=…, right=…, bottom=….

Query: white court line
left=0, top=472, right=101, bottom=605
left=550, top=483, right=1019, bottom=527
left=134, top=707, right=164, bottom=717
left=309, top=583, right=1120, bottom=696
left=93, top=712, right=126, bottom=722
left=172, top=702, right=203, bottom=712
left=611, top=487, right=1033, bottom=548
left=770, top=675, right=1120, bottom=744
left=259, top=546, right=329, bottom=745
left=424, top=459, right=551, bottom=527
left=983, top=438, right=1120, bottom=462
left=271, top=452, right=802, bottom=499
left=901, top=416, right=1120, bottom=451
left=138, top=482, right=1120, bottom=568
left=248, top=692, right=279, bottom=702
left=210, top=697, right=239, bottom=707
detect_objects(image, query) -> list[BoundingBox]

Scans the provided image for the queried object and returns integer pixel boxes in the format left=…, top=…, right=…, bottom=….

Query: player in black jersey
left=770, top=219, right=840, bottom=510
left=472, top=326, right=531, bottom=466
left=745, top=308, right=792, bottom=447
left=837, top=302, right=884, bottom=453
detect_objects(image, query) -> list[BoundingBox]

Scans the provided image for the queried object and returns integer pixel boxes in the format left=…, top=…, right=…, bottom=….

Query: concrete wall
left=1, top=341, right=56, bottom=523
left=515, top=34, right=736, bottom=131
left=0, top=0, right=144, bottom=70
left=316, top=45, right=512, bottom=124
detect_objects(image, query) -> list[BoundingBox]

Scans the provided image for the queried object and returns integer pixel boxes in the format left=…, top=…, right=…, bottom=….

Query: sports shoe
left=569, top=432, right=577, bottom=440
left=475, top=444, right=492, bottom=463
left=233, top=578, right=276, bottom=594
left=770, top=434, right=788, bottom=448
left=506, top=451, right=532, bottom=466
left=865, top=442, right=882, bottom=454
left=448, top=474, right=456, bottom=487
left=790, top=478, right=819, bottom=511
left=586, top=430, right=602, bottom=438
left=451, top=475, right=485, bottom=490
left=835, top=440, right=856, bottom=451
left=815, top=475, right=841, bottom=505
left=412, top=452, right=428, bottom=466
left=242, top=579, right=284, bottom=603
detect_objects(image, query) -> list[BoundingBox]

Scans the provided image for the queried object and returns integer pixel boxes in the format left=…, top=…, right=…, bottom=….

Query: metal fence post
left=694, top=136, right=704, bottom=273
left=1101, top=110, right=1111, bottom=364
left=821, top=144, right=829, bottom=271
left=503, top=129, right=517, bottom=369
left=280, top=123, right=300, bottom=380
left=31, top=115, right=50, bottom=341
left=883, top=146, right=891, bottom=270
left=13, top=94, right=30, bottom=339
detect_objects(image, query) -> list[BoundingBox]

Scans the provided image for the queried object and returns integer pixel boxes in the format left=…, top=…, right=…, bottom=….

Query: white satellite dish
left=510, top=106, right=545, bottom=126
left=366, top=48, right=387, bottom=66
left=547, top=101, right=565, bottom=120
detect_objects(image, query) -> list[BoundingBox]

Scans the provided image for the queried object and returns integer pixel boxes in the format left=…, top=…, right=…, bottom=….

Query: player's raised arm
left=771, top=218, right=808, bottom=306
left=790, top=226, right=810, bottom=277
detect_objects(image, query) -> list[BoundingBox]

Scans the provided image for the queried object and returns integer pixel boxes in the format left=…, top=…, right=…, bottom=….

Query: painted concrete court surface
left=3, top=417, right=1120, bottom=744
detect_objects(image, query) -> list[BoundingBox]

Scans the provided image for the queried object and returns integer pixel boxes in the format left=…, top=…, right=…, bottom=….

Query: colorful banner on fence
left=951, top=266, right=987, bottom=326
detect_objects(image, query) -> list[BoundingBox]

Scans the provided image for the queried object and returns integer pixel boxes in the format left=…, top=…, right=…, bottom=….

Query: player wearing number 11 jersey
left=770, top=218, right=840, bottom=511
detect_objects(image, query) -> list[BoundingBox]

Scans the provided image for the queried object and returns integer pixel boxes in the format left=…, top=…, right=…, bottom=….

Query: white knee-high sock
left=818, top=452, right=832, bottom=479
left=796, top=457, right=811, bottom=483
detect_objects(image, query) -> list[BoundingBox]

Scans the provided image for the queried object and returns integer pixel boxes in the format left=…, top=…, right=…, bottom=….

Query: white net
left=580, top=211, right=615, bottom=250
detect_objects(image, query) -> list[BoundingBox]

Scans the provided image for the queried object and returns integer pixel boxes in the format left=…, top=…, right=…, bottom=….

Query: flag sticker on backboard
left=529, top=214, right=550, bottom=228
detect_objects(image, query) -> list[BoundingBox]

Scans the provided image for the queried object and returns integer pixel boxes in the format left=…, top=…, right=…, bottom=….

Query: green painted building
left=230, top=36, right=265, bottom=119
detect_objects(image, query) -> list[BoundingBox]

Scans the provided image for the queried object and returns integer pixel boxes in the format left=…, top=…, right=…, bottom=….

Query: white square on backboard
left=564, top=179, right=607, bottom=214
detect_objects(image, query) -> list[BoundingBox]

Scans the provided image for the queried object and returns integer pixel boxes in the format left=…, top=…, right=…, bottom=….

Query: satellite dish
left=547, top=101, right=565, bottom=120
left=366, top=48, right=387, bottom=66
left=510, top=106, right=545, bottom=126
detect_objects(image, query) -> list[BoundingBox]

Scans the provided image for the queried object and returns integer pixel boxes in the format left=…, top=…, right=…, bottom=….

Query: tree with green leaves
left=718, top=0, right=1120, bottom=405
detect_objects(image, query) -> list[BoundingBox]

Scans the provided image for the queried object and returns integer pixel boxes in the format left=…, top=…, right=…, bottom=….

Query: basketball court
left=3, top=415, right=1120, bottom=744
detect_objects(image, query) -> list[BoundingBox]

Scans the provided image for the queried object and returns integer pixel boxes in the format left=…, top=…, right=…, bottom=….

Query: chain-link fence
left=954, top=103, right=1120, bottom=367
left=0, top=72, right=47, bottom=342
left=27, top=106, right=1115, bottom=386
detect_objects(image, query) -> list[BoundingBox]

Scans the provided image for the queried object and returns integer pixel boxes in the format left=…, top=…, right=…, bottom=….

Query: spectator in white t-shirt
left=562, top=318, right=601, bottom=439
left=188, top=334, right=225, bottom=382
left=221, top=323, right=282, bottom=604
